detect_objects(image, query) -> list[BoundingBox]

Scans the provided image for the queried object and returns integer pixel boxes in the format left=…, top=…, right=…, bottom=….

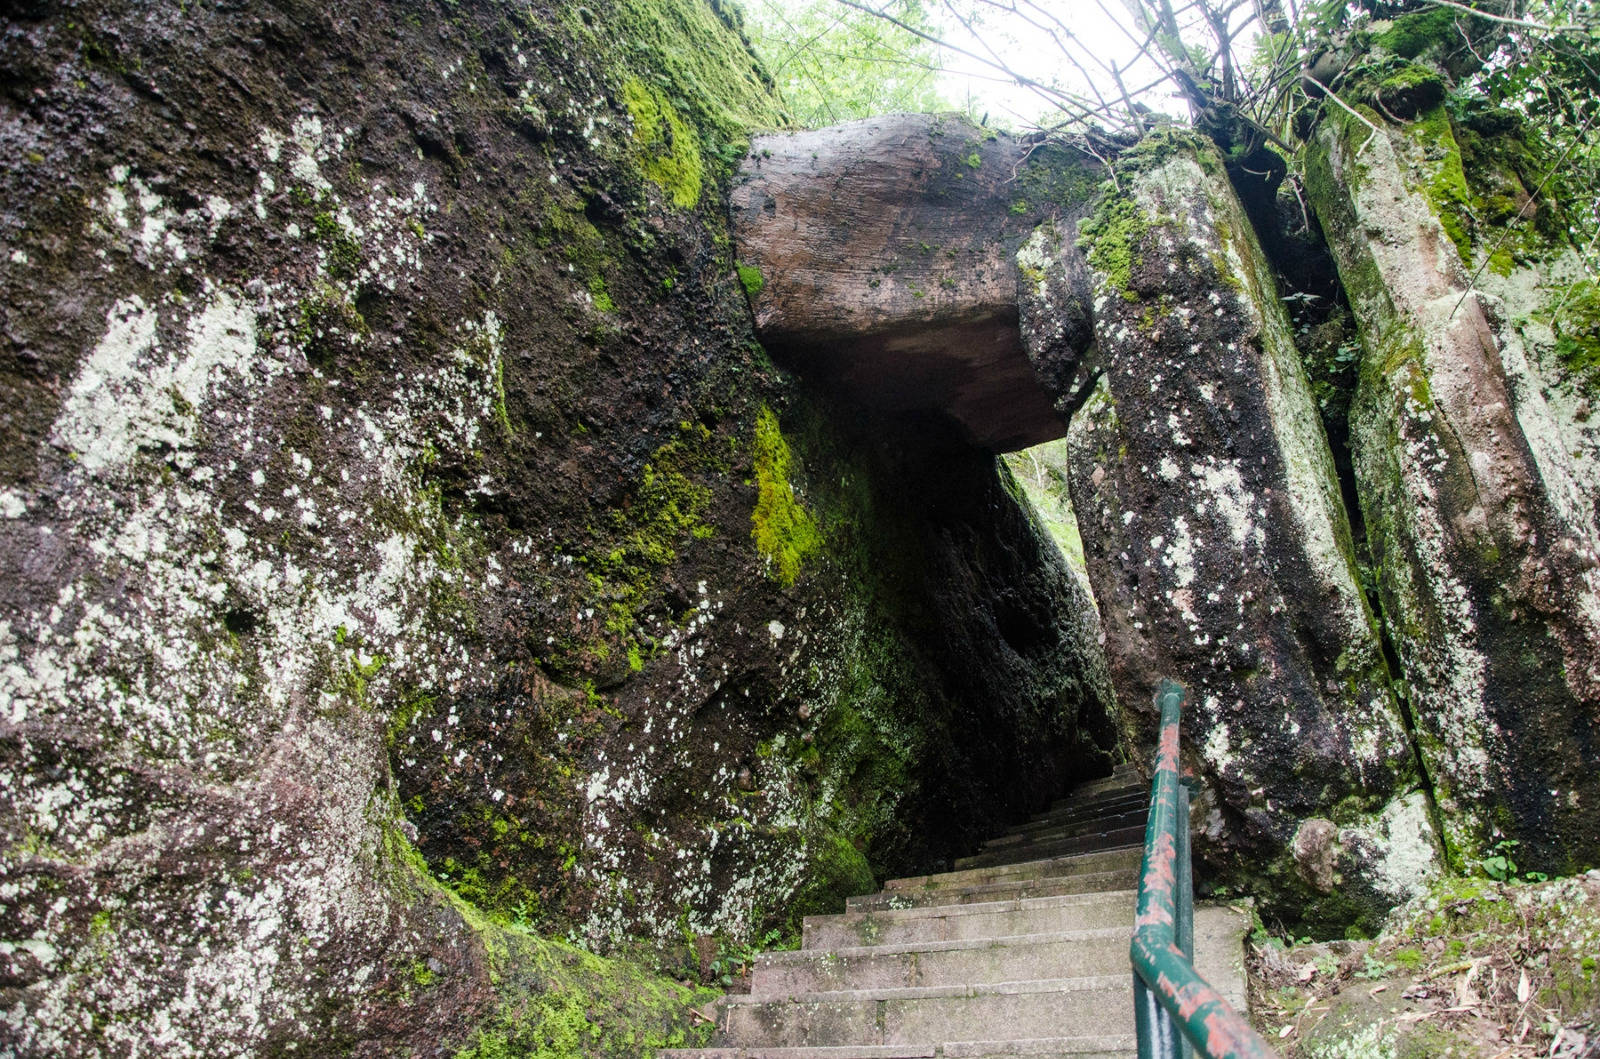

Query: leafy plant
left=1477, top=837, right=1520, bottom=881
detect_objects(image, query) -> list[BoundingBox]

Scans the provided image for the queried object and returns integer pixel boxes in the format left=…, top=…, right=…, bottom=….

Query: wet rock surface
left=1058, top=132, right=1433, bottom=928
left=1305, top=81, right=1600, bottom=874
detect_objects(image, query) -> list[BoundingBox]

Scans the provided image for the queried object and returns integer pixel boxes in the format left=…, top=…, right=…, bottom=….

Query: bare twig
left=1418, top=0, right=1583, bottom=34
left=834, top=0, right=1106, bottom=123
left=1304, top=73, right=1383, bottom=152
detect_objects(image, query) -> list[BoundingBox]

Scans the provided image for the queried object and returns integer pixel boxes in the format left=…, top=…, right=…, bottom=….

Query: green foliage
left=1474, top=837, right=1533, bottom=882
left=1002, top=440, right=1089, bottom=576
left=1470, top=0, right=1600, bottom=277
left=741, top=0, right=951, bottom=128
left=751, top=405, right=821, bottom=586
left=706, top=929, right=786, bottom=989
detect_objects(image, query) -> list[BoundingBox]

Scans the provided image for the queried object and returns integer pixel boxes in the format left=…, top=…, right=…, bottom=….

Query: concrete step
left=937, top=1040, right=1135, bottom=1059
left=848, top=867, right=1139, bottom=912
left=1002, top=793, right=1149, bottom=836
left=883, top=846, right=1142, bottom=895
left=1188, top=902, right=1253, bottom=1012
left=954, top=828, right=1145, bottom=870
left=660, top=1049, right=939, bottom=1059
left=719, top=976, right=1134, bottom=1048
left=982, top=810, right=1147, bottom=851
left=1056, top=772, right=1142, bottom=799
left=803, top=891, right=1136, bottom=950
left=661, top=1040, right=1135, bottom=1058
left=751, top=927, right=1131, bottom=995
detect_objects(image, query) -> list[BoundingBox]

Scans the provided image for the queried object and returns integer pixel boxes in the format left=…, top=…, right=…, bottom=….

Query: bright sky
left=929, top=2, right=1182, bottom=128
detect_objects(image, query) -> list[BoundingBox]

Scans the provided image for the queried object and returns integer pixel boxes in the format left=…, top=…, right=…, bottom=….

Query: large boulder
left=1059, top=131, right=1437, bottom=927
left=0, top=1, right=1115, bottom=1053
left=1305, top=70, right=1600, bottom=872
left=730, top=114, right=1104, bottom=452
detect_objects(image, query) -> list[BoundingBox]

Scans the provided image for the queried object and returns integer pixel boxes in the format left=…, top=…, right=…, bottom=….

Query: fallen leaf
left=1516, top=969, right=1530, bottom=1004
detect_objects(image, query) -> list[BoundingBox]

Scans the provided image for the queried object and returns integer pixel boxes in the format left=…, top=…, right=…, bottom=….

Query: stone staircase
left=663, top=765, right=1252, bottom=1059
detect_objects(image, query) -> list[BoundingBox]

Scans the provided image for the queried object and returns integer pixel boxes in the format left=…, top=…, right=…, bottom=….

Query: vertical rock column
left=1056, top=131, right=1437, bottom=923
left=1306, top=92, right=1600, bottom=871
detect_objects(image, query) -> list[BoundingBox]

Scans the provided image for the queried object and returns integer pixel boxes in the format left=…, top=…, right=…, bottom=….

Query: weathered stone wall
left=0, top=1, right=1115, bottom=1053
left=1058, top=132, right=1437, bottom=928
left=1305, top=61, right=1600, bottom=874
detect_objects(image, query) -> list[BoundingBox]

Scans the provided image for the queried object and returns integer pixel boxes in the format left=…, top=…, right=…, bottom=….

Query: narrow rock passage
left=663, top=767, right=1251, bottom=1059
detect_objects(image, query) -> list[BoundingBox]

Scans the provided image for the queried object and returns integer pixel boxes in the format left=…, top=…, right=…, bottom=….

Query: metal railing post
left=1130, top=678, right=1278, bottom=1059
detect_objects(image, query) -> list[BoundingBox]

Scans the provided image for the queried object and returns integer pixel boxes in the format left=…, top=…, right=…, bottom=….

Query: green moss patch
left=588, top=275, right=616, bottom=313
left=751, top=405, right=821, bottom=586
left=570, top=422, right=725, bottom=671
left=622, top=77, right=704, bottom=209
left=781, top=833, right=876, bottom=936
left=381, top=827, right=712, bottom=1059
left=1408, top=104, right=1475, bottom=263
left=1548, top=279, right=1600, bottom=392
left=1077, top=195, right=1150, bottom=302
left=1372, top=8, right=1458, bottom=61
left=606, top=0, right=785, bottom=150
left=452, top=933, right=714, bottom=1059
left=736, top=262, right=764, bottom=296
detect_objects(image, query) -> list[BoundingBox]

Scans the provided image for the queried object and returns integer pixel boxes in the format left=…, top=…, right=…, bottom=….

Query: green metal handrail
left=1132, top=679, right=1278, bottom=1059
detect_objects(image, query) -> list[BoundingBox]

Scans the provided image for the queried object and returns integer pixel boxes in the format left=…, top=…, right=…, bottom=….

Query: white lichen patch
left=0, top=127, right=501, bottom=1053
left=53, top=289, right=264, bottom=475
left=1341, top=791, right=1441, bottom=905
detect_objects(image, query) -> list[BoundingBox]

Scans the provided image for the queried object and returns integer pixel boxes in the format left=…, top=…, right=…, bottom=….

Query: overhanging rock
left=730, top=114, right=1103, bottom=452
left=733, top=117, right=1442, bottom=927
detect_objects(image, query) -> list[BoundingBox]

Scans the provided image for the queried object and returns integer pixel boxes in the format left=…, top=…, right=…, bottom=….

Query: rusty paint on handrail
left=1132, top=678, right=1279, bottom=1059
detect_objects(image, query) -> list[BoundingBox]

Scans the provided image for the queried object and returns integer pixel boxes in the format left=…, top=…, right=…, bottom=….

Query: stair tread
left=955, top=829, right=1146, bottom=869
left=660, top=1048, right=939, bottom=1058
left=884, top=846, right=1142, bottom=892
left=983, top=814, right=1147, bottom=849
left=660, top=1038, right=1137, bottom=1058
left=809, top=888, right=1136, bottom=926
left=1000, top=804, right=1148, bottom=837
left=849, top=868, right=1138, bottom=910
left=722, top=974, right=1131, bottom=1007
left=761, top=925, right=1130, bottom=964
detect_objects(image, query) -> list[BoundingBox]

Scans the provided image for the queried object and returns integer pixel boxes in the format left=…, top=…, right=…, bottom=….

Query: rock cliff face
left=1305, top=60, right=1600, bottom=874
left=0, top=1, right=1114, bottom=1053
left=1055, top=133, right=1435, bottom=928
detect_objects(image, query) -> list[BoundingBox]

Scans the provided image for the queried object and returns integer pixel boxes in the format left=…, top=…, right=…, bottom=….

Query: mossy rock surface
left=0, top=2, right=1118, bottom=1054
